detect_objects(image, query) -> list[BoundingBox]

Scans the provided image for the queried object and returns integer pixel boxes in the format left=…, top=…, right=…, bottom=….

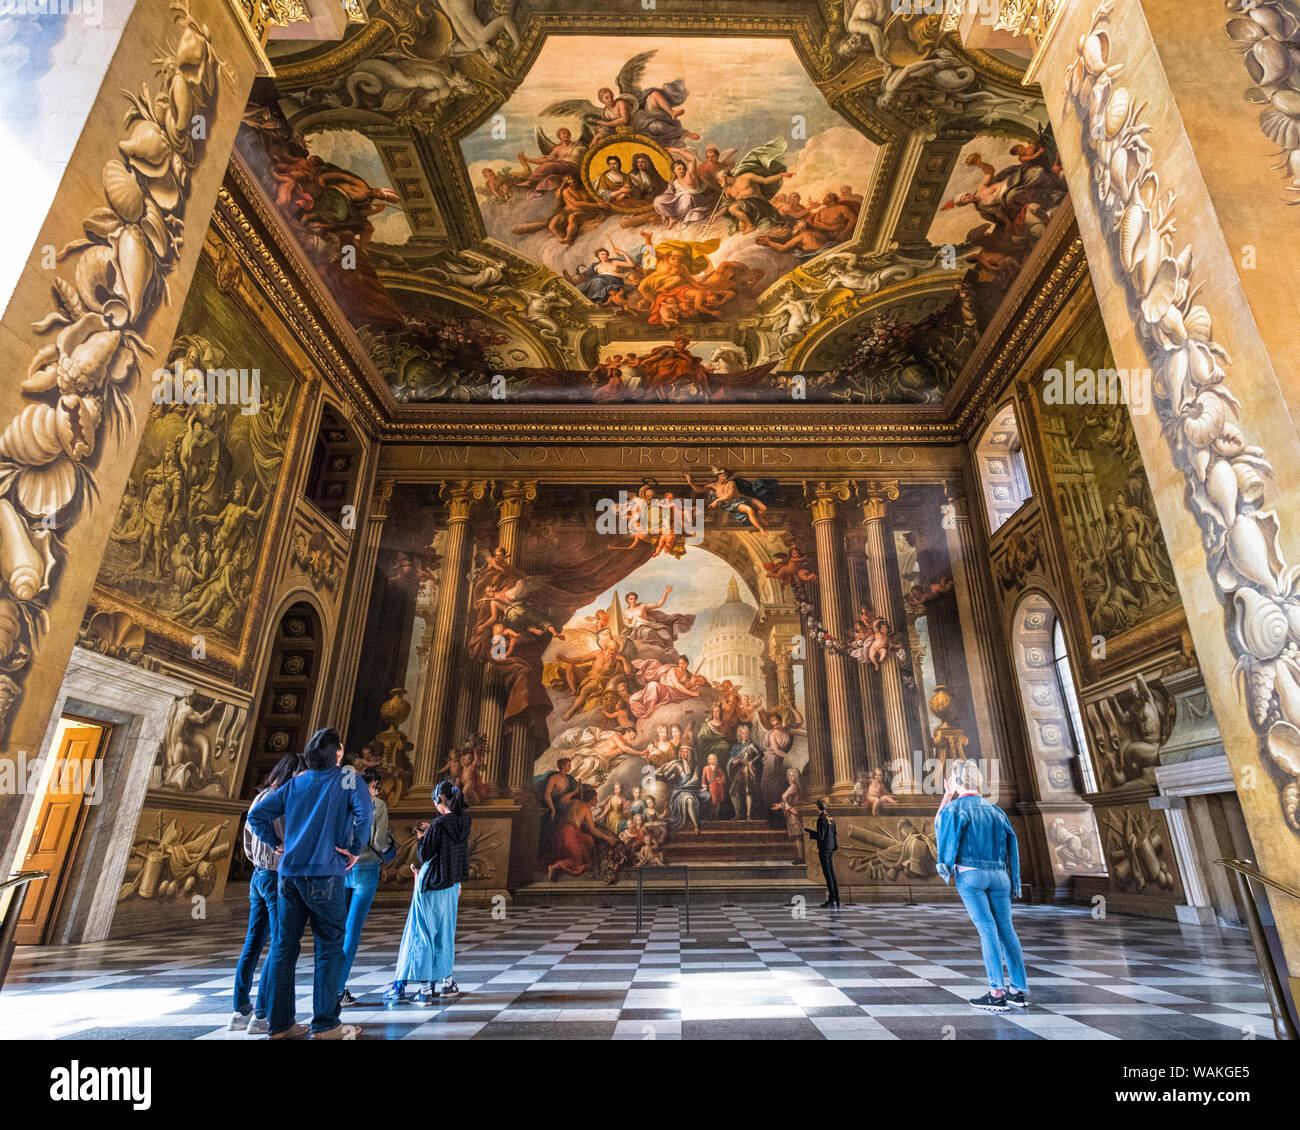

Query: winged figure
left=541, top=49, right=698, bottom=148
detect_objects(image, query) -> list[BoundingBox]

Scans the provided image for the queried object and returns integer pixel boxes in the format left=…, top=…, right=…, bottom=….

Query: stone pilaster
left=331, top=478, right=392, bottom=737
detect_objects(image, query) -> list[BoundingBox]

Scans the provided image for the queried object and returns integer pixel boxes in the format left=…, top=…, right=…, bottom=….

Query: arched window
left=1010, top=593, right=1106, bottom=883
left=974, top=403, right=1034, bottom=532
left=1053, top=620, right=1096, bottom=793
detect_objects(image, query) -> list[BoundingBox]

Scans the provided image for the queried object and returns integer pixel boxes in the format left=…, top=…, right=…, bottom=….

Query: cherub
left=863, top=768, right=898, bottom=816
left=492, top=621, right=523, bottom=657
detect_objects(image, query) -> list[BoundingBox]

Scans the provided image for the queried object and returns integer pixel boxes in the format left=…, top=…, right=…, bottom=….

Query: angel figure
left=543, top=50, right=698, bottom=149
left=684, top=467, right=776, bottom=535
left=429, top=250, right=509, bottom=292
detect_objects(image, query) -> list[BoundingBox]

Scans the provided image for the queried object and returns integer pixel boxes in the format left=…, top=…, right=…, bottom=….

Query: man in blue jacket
left=248, top=727, right=373, bottom=1039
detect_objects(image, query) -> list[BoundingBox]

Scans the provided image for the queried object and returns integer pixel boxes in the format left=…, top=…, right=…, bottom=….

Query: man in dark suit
left=806, top=799, right=840, bottom=907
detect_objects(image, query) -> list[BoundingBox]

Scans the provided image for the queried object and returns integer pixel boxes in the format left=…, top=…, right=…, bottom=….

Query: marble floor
left=0, top=901, right=1277, bottom=1040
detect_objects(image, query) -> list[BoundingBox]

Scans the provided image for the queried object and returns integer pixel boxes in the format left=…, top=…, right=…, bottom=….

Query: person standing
left=338, top=768, right=393, bottom=1007
left=247, top=727, right=373, bottom=1040
left=935, top=759, right=1029, bottom=1012
left=385, top=779, right=472, bottom=1004
left=806, top=798, right=840, bottom=907
left=228, top=753, right=297, bottom=1034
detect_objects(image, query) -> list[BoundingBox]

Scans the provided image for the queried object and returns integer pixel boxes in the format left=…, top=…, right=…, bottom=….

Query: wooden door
left=14, top=724, right=103, bottom=944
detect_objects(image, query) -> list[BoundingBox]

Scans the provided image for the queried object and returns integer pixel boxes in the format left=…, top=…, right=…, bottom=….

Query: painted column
left=942, top=478, right=1019, bottom=798
left=474, top=480, right=536, bottom=794
left=330, top=477, right=392, bottom=736
left=860, top=480, right=918, bottom=793
left=0, top=0, right=263, bottom=868
left=412, top=479, right=485, bottom=789
left=846, top=530, right=887, bottom=772
left=965, top=0, right=1300, bottom=991
left=805, top=481, right=864, bottom=798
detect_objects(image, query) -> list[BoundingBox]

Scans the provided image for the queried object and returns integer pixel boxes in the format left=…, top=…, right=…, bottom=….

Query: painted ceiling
left=236, top=0, right=1065, bottom=408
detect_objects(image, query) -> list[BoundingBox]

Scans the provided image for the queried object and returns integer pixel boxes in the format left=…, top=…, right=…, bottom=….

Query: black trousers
left=818, top=850, right=840, bottom=903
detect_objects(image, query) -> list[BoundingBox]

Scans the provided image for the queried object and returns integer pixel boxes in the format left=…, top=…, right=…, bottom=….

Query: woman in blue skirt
left=385, top=779, right=471, bottom=1004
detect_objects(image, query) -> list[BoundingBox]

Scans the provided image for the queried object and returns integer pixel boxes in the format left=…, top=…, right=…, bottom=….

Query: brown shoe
left=268, top=1023, right=308, bottom=1040
left=311, top=1023, right=361, bottom=1040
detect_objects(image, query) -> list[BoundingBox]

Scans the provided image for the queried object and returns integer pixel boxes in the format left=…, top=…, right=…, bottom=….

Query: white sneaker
left=246, top=1016, right=269, bottom=1034
left=227, top=1011, right=252, bottom=1031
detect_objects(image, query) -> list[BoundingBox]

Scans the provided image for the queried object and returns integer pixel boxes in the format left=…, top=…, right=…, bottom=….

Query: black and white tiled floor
left=0, top=902, right=1277, bottom=1040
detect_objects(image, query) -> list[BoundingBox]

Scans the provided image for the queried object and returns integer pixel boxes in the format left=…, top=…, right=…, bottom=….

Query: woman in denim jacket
left=935, top=759, right=1029, bottom=1012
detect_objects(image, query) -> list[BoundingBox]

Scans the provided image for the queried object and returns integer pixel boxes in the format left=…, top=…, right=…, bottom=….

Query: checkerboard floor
left=0, top=902, right=1277, bottom=1040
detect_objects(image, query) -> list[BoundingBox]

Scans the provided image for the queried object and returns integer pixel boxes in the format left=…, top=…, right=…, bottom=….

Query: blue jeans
left=263, top=874, right=348, bottom=1035
left=232, top=867, right=279, bottom=1017
left=340, top=860, right=381, bottom=992
left=955, top=867, right=1028, bottom=993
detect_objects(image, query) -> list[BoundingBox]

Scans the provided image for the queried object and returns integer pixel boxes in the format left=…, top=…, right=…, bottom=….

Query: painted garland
left=0, top=2, right=228, bottom=742
left=1225, top=0, right=1300, bottom=197
left=1065, top=0, right=1300, bottom=831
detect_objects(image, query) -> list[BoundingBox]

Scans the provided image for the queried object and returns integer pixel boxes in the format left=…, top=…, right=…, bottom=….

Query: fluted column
left=860, top=480, right=918, bottom=793
left=331, top=478, right=393, bottom=735
left=473, top=481, right=537, bottom=794
left=846, top=532, right=887, bottom=773
left=805, top=481, right=865, bottom=799
left=943, top=479, right=1023, bottom=803
left=413, top=480, right=486, bottom=789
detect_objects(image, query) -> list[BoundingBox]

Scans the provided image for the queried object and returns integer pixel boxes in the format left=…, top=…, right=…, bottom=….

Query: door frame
left=2, top=649, right=191, bottom=944
left=18, top=716, right=111, bottom=944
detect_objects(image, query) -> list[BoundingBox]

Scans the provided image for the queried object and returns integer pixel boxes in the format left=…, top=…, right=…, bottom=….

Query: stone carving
left=0, top=3, right=228, bottom=742
left=118, top=811, right=232, bottom=902
left=155, top=690, right=246, bottom=796
left=841, top=819, right=939, bottom=880
left=1225, top=1, right=1300, bottom=195
left=1085, top=673, right=1176, bottom=788
left=1045, top=815, right=1100, bottom=872
left=1099, top=806, right=1175, bottom=893
left=996, top=526, right=1042, bottom=591
left=1066, top=1, right=1300, bottom=833
left=290, top=528, right=341, bottom=592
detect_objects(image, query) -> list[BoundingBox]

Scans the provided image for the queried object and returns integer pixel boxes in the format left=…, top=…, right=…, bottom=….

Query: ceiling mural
left=233, top=0, right=1069, bottom=408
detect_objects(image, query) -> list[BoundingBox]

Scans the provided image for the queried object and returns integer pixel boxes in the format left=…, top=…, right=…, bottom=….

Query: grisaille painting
left=95, top=265, right=299, bottom=647
left=1037, top=307, right=1181, bottom=638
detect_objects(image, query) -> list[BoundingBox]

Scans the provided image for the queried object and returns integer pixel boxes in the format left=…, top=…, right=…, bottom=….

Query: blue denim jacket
left=934, top=794, right=1021, bottom=897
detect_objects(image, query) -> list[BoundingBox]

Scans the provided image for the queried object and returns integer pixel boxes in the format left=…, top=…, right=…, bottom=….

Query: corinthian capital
left=858, top=479, right=900, bottom=522
left=494, top=479, right=539, bottom=521
left=803, top=479, right=852, bottom=522
left=439, top=479, right=489, bottom=521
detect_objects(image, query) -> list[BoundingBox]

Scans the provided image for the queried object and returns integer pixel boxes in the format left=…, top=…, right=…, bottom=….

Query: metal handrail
left=0, top=871, right=48, bottom=993
left=635, top=864, right=690, bottom=935
left=1217, top=858, right=1298, bottom=1041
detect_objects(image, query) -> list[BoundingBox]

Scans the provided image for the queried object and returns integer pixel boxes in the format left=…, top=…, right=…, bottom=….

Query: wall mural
left=94, top=266, right=299, bottom=649
left=351, top=474, right=989, bottom=885
left=1037, top=307, right=1180, bottom=638
left=0, top=1, right=229, bottom=743
left=1066, top=1, right=1300, bottom=835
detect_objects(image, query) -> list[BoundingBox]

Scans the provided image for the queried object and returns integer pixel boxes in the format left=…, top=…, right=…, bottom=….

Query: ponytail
left=434, top=779, right=466, bottom=814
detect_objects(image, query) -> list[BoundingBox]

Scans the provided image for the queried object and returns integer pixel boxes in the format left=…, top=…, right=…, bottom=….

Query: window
left=1053, top=621, right=1097, bottom=792
left=974, top=403, right=1034, bottom=532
